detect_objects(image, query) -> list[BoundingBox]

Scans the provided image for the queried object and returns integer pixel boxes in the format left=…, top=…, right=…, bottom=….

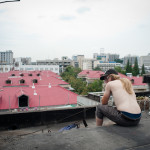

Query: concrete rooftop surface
left=0, top=111, right=150, bottom=150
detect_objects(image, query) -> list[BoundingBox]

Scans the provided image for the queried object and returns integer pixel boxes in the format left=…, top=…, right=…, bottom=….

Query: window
left=32, top=79, right=38, bottom=83
left=130, top=79, right=134, bottom=84
left=20, top=79, right=25, bottom=84
left=20, top=74, right=24, bottom=77
left=6, top=79, right=11, bottom=84
left=11, top=74, right=15, bottom=76
left=28, top=74, right=32, bottom=76
left=37, top=73, right=40, bottom=76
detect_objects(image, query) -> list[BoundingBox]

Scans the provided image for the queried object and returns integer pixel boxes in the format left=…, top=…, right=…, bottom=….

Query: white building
left=94, top=61, right=121, bottom=72
left=77, top=55, right=84, bottom=70
left=139, top=54, right=150, bottom=67
left=36, top=58, right=73, bottom=73
left=0, top=65, right=13, bottom=72
left=14, top=64, right=59, bottom=74
left=83, top=58, right=95, bottom=70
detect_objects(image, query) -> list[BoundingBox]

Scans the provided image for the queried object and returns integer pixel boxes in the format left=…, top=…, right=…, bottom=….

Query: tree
left=114, top=66, right=126, bottom=75
left=86, top=80, right=103, bottom=93
left=61, top=66, right=81, bottom=78
left=132, top=57, right=139, bottom=76
left=61, top=66, right=103, bottom=95
left=125, top=59, right=132, bottom=73
left=93, top=66, right=101, bottom=71
left=114, top=59, right=123, bottom=64
left=141, top=64, right=146, bottom=76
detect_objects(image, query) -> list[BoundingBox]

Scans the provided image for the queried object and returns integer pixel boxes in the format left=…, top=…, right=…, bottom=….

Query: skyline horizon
left=5, top=49, right=150, bottom=61
left=1, top=49, right=150, bottom=61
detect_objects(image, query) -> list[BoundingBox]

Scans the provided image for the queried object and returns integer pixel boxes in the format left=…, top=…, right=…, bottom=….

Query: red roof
left=78, top=70, right=104, bottom=79
left=78, top=71, right=146, bottom=86
left=118, top=73, right=146, bottom=86
left=0, top=86, right=77, bottom=110
left=0, top=71, right=77, bottom=110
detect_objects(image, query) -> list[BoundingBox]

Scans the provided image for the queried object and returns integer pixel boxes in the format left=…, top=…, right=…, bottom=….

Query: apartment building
left=123, top=55, right=139, bottom=66
left=0, top=50, right=13, bottom=65
left=139, top=54, right=150, bottom=67
left=36, top=58, right=73, bottom=73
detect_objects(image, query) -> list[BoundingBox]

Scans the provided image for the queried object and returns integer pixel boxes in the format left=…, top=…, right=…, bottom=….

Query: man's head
left=100, top=69, right=118, bottom=81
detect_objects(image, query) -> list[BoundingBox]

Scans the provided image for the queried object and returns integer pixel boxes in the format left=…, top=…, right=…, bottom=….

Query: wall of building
left=93, top=61, right=121, bottom=72
left=14, top=64, right=59, bottom=74
left=140, top=55, right=150, bottom=67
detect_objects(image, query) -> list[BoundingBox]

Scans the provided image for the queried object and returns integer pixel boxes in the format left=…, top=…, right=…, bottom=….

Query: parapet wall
left=0, top=106, right=96, bottom=130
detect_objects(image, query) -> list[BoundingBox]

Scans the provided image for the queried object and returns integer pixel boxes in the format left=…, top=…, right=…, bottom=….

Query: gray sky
left=0, top=0, right=150, bottom=61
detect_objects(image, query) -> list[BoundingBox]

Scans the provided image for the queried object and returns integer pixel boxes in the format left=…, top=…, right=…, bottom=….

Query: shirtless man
left=96, top=69, right=141, bottom=126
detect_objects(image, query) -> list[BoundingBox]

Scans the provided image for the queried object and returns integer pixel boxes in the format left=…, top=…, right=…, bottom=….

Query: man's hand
left=101, top=94, right=110, bottom=105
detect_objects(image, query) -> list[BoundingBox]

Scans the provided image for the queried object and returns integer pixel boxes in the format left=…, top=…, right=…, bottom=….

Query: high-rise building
left=139, top=54, right=150, bottom=67
left=93, top=53, right=119, bottom=62
left=108, top=53, right=119, bottom=62
left=77, top=55, right=84, bottom=70
left=0, top=50, right=13, bottom=65
left=123, top=55, right=139, bottom=66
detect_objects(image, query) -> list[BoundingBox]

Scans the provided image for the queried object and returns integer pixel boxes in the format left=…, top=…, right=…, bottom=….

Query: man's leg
left=96, top=116, right=103, bottom=126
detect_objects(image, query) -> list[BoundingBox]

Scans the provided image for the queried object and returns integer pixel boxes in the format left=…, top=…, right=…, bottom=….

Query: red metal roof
left=78, top=70, right=146, bottom=86
left=118, top=73, right=146, bottom=86
left=0, top=71, right=77, bottom=110
left=78, top=70, right=104, bottom=79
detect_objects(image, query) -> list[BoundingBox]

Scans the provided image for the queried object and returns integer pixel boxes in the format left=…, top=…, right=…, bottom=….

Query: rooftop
left=0, top=111, right=150, bottom=150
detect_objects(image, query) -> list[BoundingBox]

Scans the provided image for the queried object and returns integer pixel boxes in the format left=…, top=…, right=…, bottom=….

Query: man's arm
left=101, top=83, right=111, bottom=105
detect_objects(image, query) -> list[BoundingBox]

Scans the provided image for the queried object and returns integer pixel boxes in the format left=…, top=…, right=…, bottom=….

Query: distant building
left=76, top=55, right=84, bottom=70
left=0, top=50, right=13, bottom=72
left=36, top=57, right=73, bottom=73
left=94, top=53, right=108, bottom=62
left=93, top=61, right=121, bottom=72
left=139, top=54, right=150, bottom=67
left=14, top=64, right=59, bottom=74
left=0, top=50, right=13, bottom=65
left=123, top=55, right=139, bottom=66
left=14, top=57, right=32, bottom=67
left=0, top=65, right=13, bottom=72
left=83, top=58, right=95, bottom=70
left=108, top=53, right=119, bottom=62
left=78, top=70, right=104, bottom=84
left=93, top=53, right=119, bottom=62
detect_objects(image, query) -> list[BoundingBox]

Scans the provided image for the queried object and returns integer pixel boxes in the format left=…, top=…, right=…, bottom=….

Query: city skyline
left=0, top=0, right=150, bottom=61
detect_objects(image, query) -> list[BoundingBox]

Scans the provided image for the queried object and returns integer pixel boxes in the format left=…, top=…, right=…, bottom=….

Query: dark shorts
left=96, top=104, right=141, bottom=127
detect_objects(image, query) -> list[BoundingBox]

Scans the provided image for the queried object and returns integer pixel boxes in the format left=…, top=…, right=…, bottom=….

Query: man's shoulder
left=108, top=80, right=121, bottom=86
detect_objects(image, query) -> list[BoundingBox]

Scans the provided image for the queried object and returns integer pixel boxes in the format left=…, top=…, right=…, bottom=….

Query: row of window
left=6, top=79, right=38, bottom=84
left=11, top=73, right=40, bottom=77
left=20, top=68, right=58, bottom=71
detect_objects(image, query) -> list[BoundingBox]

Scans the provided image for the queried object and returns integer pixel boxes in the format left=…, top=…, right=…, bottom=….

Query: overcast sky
left=0, top=0, right=150, bottom=61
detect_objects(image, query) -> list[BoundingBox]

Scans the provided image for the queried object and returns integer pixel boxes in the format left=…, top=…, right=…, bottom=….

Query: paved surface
left=0, top=112, right=150, bottom=150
